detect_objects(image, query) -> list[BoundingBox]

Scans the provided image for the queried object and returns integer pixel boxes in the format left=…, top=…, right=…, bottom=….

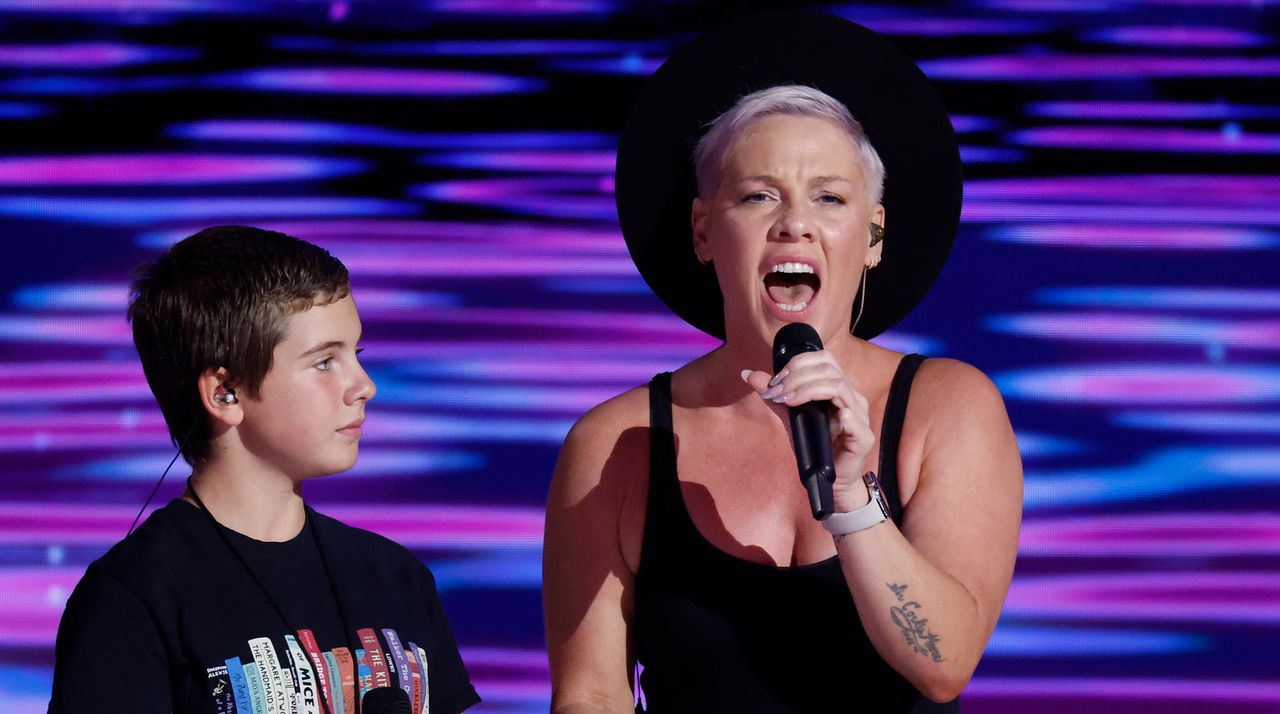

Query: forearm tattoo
left=886, top=582, right=945, bottom=662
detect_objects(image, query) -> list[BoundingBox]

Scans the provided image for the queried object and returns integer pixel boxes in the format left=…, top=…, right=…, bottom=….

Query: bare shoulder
left=898, top=357, right=1018, bottom=501
left=909, top=357, right=1009, bottom=429
left=915, top=357, right=1002, bottom=400
left=550, top=385, right=651, bottom=505
left=565, top=385, right=650, bottom=444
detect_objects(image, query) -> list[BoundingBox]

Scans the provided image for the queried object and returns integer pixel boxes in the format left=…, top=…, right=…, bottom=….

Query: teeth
left=771, top=262, right=815, bottom=275
left=777, top=301, right=808, bottom=312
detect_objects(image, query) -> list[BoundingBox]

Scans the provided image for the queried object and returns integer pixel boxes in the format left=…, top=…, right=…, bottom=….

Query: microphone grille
left=772, top=323, right=823, bottom=373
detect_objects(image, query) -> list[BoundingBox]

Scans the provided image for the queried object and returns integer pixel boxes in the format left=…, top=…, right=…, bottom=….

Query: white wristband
left=820, top=471, right=889, bottom=538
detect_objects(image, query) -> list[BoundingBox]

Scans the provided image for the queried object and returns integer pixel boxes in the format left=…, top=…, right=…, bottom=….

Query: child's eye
left=314, top=357, right=334, bottom=371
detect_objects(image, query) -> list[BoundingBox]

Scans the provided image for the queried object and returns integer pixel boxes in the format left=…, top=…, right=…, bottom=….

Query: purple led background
left=0, top=1, right=1277, bottom=711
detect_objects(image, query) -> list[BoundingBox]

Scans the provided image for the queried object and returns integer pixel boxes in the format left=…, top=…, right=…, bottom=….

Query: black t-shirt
left=50, top=499, right=480, bottom=714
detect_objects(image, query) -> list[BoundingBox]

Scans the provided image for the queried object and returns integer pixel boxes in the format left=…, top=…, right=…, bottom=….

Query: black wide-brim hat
left=615, top=10, right=962, bottom=340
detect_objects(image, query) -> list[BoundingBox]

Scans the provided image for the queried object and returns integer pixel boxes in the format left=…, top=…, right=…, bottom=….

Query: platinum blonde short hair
left=693, top=85, right=886, bottom=207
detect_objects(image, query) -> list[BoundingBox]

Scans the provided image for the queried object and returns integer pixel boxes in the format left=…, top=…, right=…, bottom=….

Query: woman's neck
left=692, top=328, right=865, bottom=406
left=186, top=458, right=306, bottom=542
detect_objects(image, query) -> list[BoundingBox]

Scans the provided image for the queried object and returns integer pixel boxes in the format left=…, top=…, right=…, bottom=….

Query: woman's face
left=692, top=113, right=884, bottom=347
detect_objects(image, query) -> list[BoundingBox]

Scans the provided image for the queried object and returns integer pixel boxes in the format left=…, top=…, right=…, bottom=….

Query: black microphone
left=772, top=323, right=836, bottom=520
left=362, top=687, right=412, bottom=714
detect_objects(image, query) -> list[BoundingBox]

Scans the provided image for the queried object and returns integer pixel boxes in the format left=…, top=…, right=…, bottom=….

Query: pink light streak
left=425, top=0, right=612, bottom=15
left=0, top=567, right=80, bottom=646
left=359, top=306, right=698, bottom=335
left=359, top=338, right=716, bottom=361
left=965, top=203, right=1280, bottom=226
left=0, top=411, right=169, bottom=452
left=0, top=154, right=363, bottom=185
left=141, top=219, right=622, bottom=250
left=923, top=54, right=1280, bottom=80
left=1084, top=25, right=1273, bottom=49
left=0, top=42, right=194, bottom=68
left=344, top=253, right=638, bottom=277
left=988, top=313, right=1280, bottom=350
left=0, top=316, right=131, bottom=344
left=997, top=364, right=1280, bottom=405
left=423, top=150, right=616, bottom=173
left=1027, top=100, right=1280, bottom=121
left=968, top=175, right=1280, bottom=204
left=0, top=501, right=542, bottom=548
left=216, top=67, right=541, bottom=96
left=967, top=677, right=1280, bottom=705
left=1006, top=572, right=1280, bottom=623
left=1020, top=512, right=1280, bottom=556
left=983, top=224, right=1279, bottom=249
left=0, top=362, right=149, bottom=403
left=1011, top=127, right=1280, bottom=154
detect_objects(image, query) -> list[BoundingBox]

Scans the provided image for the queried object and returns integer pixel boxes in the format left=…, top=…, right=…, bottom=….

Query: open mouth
left=763, top=261, right=820, bottom=312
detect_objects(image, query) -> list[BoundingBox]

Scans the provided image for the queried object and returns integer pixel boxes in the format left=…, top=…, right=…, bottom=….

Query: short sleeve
left=49, top=566, right=171, bottom=713
left=420, top=567, right=481, bottom=714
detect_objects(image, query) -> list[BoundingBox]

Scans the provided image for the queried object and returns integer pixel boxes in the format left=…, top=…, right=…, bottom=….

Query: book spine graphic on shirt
left=355, top=648, right=374, bottom=701
left=331, top=646, right=357, bottom=714
left=357, top=628, right=392, bottom=690
left=225, top=657, right=254, bottom=714
left=411, top=644, right=430, bottom=714
left=404, top=650, right=423, bottom=714
left=206, top=664, right=235, bottom=713
left=285, top=635, right=322, bottom=714
left=249, top=636, right=289, bottom=714
left=297, top=629, right=333, bottom=714
left=380, top=628, right=413, bottom=698
left=243, top=661, right=268, bottom=714
left=279, top=640, right=302, bottom=713
left=321, top=651, right=344, bottom=714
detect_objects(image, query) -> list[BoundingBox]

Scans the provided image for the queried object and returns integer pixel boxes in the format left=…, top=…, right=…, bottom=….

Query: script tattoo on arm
left=885, top=582, right=945, bottom=663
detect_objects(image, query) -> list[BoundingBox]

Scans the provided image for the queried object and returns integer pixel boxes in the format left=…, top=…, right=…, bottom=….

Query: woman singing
left=543, top=12, right=1022, bottom=712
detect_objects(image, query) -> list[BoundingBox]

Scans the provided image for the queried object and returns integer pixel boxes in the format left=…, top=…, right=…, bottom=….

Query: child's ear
left=197, top=367, right=243, bottom=427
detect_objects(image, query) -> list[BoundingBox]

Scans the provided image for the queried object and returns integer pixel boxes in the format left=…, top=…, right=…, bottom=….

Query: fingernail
left=768, top=369, right=787, bottom=387
left=740, top=369, right=752, bottom=383
left=760, top=387, right=779, bottom=400
left=771, top=391, right=795, bottom=403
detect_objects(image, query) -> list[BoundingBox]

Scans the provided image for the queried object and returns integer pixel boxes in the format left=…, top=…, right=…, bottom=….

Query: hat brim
left=616, top=10, right=962, bottom=340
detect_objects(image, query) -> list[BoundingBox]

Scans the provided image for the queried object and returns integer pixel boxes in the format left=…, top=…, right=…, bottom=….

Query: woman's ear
left=691, top=196, right=711, bottom=264
left=197, top=367, right=244, bottom=427
left=867, top=204, right=886, bottom=266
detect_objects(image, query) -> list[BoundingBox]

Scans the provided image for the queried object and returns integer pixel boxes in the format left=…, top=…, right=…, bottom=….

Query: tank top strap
left=877, top=354, right=927, bottom=525
left=648, top=372, right=676, bottom=474
left=642, top=372, right=682, bottom=557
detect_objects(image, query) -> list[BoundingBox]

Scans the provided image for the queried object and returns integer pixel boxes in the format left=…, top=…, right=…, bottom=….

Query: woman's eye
left=818, top=194, right=846, bottom=205
left=743, top=192, right=770, bottom=203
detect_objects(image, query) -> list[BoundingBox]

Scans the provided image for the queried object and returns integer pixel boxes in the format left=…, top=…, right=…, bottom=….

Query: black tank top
left=634, top=354, right=958, bottom=712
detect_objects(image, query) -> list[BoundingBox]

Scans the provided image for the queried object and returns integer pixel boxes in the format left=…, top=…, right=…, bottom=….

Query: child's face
left=236, top=294, right=375, bottom=480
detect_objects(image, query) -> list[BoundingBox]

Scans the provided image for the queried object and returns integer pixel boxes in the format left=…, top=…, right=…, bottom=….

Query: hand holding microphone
left=742, top=323, right=877, bottom=519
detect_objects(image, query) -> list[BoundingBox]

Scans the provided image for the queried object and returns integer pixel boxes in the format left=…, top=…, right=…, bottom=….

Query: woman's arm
left=750, top=356, right=1022, bottom=702
left=543, top=393, right=647, bottom=713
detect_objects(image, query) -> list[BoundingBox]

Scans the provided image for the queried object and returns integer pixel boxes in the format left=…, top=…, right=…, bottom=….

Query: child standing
left=50, top=226, right=479, bottom=714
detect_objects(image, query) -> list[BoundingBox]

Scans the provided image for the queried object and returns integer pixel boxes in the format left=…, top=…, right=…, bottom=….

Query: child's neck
left=186, top=458, right=307, bottom=543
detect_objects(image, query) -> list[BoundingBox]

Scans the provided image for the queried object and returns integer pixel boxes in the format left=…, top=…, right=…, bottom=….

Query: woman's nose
left=772, top=202, right=814, bottom=242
